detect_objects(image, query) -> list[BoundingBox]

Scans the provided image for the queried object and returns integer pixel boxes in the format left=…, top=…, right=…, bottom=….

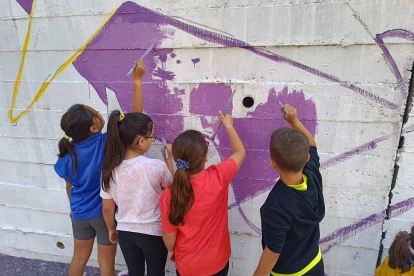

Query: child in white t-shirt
left=101, top=110, right=173, bottom=276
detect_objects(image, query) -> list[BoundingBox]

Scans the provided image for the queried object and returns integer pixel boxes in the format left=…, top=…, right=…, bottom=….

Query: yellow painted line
left=9, top=1, right=116, bottom=124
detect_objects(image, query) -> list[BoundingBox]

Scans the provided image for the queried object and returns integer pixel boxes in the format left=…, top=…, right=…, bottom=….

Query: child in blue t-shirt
left=54, top=60, right=146, bottom=276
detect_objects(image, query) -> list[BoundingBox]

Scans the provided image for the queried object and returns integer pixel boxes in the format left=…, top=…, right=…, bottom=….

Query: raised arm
left=282, top=104, right=316, bottom=147
left=219, top=111, right=246, bottom=170
left=131, top=59, right=146, bottom=113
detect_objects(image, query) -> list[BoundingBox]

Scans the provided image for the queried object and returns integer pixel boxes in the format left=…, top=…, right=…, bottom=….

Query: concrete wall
left=1, top=0, right=414, bottom=275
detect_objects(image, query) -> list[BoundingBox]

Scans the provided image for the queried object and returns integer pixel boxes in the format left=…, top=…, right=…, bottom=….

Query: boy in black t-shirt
left=253, top=104, right=325, bottom=276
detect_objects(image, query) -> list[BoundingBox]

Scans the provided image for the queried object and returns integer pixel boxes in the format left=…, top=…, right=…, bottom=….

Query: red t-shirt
left=159, top=158, right=237, bottom=276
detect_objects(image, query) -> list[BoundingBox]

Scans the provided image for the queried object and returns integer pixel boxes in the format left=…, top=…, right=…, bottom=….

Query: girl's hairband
left=176, top=159, right=190, bottom=171
left=119, top=113, right=125, bottom=122
left=64, top=134, right=70, bottom=140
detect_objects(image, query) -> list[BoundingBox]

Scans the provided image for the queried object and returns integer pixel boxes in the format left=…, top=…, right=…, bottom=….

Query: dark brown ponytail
left=169, top=130, right=208, bottom=226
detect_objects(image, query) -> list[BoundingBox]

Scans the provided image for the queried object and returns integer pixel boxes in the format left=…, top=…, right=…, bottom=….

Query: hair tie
left=119, top=113, right=125, bottom=122
left=176, top=159, right=190, bottom=171
left=64, top=134, right=70, bottom=140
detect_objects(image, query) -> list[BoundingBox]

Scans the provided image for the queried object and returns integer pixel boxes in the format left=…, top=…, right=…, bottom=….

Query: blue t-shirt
left=54, top=132, right=107, bottom=220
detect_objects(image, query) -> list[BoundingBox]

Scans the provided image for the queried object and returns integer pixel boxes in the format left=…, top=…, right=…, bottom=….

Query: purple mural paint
left=191, top=58, right=200, bottom=67
left=70, top=1, right=411, bottom=238
left=402, top=123, right=414, bottom=135
left=159, top=54, right=168, bottom=70
left=217, top=87, right=317, bottom=205
left=320, top=197, right=414, bottom=254
left=173, top=87, right=185, bottom=95
left=153, top=68, right=175, bottom=80
left=72, top=2, right=183, bottom=142
left=170, top=53, right=176, bottom=58
left=189, top=84, right=232, bottom=115
left=176, top=60, right=181, bottom=64
left=16, top=0, right=33, bottom=14
left=320, top=121, right=414, bottom=170
left=375, top=29, right=414, bottom=100
left=88, top=2, right=400, bottom=110
left=320, top=133, right=394, bottom=169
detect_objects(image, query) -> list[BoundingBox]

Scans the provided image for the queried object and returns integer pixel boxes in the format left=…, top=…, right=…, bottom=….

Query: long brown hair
left=388, top=226, right=414, bottom=273
left=58, top=104, right=95, bottom=177
left=101, top=110, right=153, bottom=192
left=169, top=130, right=208, bottom=226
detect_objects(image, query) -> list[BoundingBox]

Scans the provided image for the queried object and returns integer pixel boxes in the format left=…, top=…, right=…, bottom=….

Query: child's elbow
left=241, top=150, right=246, bottom=161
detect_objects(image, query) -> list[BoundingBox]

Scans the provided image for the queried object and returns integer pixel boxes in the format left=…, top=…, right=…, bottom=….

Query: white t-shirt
left=100, top=155, right=172, bottom=236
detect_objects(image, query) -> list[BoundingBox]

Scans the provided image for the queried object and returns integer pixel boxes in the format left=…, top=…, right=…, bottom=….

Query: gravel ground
left=0, top=254, right=124, bottom=276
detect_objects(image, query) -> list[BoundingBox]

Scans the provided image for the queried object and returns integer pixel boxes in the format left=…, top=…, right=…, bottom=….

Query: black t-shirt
left=260, top=146, right=325, bottom=273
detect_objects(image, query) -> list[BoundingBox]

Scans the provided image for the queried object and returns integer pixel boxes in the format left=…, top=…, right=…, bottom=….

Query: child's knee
left=71, top=255, right=89, bottom=266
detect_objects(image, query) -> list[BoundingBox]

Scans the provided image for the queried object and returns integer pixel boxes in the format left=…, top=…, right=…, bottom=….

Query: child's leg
left=92, top=216, right=117, bottom=276
left=139, top=233, right=167, bottom=276
left=118, top=231, right=145, bottom=276
left=69, top=219, right=95, bottom=276
left=97, top=244, right=117, bottom=276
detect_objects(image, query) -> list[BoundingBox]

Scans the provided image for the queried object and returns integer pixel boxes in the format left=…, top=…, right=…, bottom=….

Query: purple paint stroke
left=320, top=197, right=414, bottom=254
left=173, top=87, right=185, bottom=95
left=375, top=29, right=414, bottom=100
left=191, top=58, right=200, bottom=67
left=159, top=54, right=168, bottom=70
left=16, top=0, right=33, bottom=14
left=237, top=205, right=262, bottom=235
left=176, top=60, right=181, bottom=64
left=153, top=67, right=175, bottom=80
left=320, top=133, right=394, bottom=169
left=170, top=53, right=176, bottom=58
left=88, top=2, right=400, bottom=110
left=402, top=123, right=414, bottom=135
left=321, top=122, right=414, bottom=170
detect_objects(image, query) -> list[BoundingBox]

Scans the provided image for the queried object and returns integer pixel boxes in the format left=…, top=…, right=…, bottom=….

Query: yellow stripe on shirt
left=270, top=248, right=322, bottom=276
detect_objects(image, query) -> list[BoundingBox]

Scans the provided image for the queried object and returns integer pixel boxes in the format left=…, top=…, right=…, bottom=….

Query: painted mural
left=5, top=0, right=414, bottom=274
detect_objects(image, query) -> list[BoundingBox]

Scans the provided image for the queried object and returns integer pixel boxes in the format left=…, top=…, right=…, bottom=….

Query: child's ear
left=270, top=159, right=278, bottom=170
left=307, top=153, right=310, bottom=162
left=90, top=125, right=99, bottom=134
left=137, top=137, right=144, bottom=146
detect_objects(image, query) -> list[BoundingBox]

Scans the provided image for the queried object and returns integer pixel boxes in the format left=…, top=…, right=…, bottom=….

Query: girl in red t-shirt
left=159, top=111, right=246, bottom=276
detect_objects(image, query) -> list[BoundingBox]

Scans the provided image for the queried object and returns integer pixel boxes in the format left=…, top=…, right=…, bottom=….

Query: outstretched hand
left=281, top=104, right=299, bottom=125
left=219, top=111, right=233, bottom=128
left=133, top=59, right=146, bottom=81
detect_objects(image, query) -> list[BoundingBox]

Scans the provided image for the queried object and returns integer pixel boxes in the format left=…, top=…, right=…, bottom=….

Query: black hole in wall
left=56, top=242, right=65, bottom=249
left=242, top=96, right=254, bottom=108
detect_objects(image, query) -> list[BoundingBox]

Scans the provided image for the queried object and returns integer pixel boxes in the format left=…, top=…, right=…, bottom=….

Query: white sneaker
left=117, top=271, right=128, bottom=276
